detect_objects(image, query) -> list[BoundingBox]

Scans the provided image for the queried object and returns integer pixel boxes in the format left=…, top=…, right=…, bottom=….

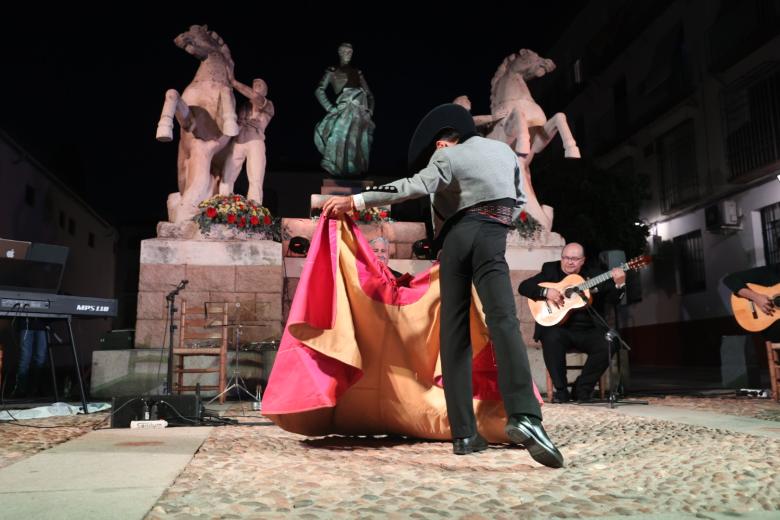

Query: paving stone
left=3, top=399, right=780, bottom=518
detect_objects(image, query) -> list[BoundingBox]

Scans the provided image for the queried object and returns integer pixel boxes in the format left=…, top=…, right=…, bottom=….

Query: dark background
left=0, top=5, right=584, bottom=226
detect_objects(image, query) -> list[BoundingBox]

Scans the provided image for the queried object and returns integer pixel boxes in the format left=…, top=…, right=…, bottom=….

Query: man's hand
left=546, top=287, right=565, bottom=308
left=610, top=268, right=626, bottom=286
left=493, top=107, right=511, bottom=120
left=736, top=288, right=775, bottom=316
left=750, top=293, right=775, bottom=316
left=321, top=195, right=354, bottom=218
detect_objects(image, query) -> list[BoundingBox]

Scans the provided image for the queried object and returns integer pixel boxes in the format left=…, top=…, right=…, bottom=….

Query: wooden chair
left=173, top=301, right=229, bottom=403
left=767, top=341, right=780, bottom=402
left=545, top=351, right=608, bottom=402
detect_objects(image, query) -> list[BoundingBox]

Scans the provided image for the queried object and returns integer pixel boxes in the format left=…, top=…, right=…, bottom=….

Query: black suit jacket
left=518, top=261, right=624, bottom=340
left=722, top=263, right=780, bottom=294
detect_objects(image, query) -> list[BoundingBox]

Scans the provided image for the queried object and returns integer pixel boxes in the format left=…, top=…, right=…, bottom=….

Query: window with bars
left=673, top=229, right=705, bottom=293
left=658, top=120, right=699, bottom=212
left=761, top=202, right=780, bottom=265
left=723, top=64, right=780, bottom=179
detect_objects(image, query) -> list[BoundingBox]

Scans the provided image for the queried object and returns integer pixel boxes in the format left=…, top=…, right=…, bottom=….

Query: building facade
left=537, top=0, right=780, bottom=368
left=0, top=129, right=118, bottom=388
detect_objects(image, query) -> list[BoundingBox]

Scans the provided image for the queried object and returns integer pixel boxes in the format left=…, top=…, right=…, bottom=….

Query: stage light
left=412, top=239, right=433, bottom=260
left=288, top=236, right=310, bottom=256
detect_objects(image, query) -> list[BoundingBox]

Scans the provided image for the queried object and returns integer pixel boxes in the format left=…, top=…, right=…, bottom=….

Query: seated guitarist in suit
left=723, top=263, right=780, bottom=342
left=518, top=242, right=625, bottom=402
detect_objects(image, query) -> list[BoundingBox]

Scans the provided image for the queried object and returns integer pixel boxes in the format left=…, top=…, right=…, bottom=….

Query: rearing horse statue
left=156, top=25, right=239, bottom=223
left=483, top=49, right=581, bottom=231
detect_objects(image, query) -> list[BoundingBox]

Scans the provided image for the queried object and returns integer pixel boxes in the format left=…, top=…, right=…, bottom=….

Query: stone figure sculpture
left=456, top=49, right=581, bottom=231
left=156, top=25, right=239, bottom=223
left=314, top=42, right=375, bottom=177
left=218, top=73, right=275, bottom=204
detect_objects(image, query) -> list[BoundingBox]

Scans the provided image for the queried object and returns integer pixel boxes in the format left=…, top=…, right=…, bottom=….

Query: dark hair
left=435, top=128, right=460, bottom=143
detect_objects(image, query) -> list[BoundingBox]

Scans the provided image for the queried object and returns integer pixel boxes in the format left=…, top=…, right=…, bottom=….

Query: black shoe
left=574, top=386, right=595, bottom=403
left=552, top=389, right=570, bottom=404
left=452, top=432, right=489, bottom=455
left=505, top=415, right=564, bottom=468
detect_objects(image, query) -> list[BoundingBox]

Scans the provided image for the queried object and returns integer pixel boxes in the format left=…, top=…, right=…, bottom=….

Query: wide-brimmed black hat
left=407, top=103, right=477, bottom=173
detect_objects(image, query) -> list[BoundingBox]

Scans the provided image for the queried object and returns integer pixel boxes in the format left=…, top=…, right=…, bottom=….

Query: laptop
left=0, top=239, right=31, bottom=260
left=0, top=242, right=68, bottom=293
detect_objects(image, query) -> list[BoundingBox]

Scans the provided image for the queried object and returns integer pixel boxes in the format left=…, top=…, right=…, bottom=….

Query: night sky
left=1, top=6, right=583, bottom=226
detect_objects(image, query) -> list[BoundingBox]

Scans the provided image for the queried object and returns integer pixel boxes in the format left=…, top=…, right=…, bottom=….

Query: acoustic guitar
left=528, top=256, right=651, bottom=326
left=730, top=283, right=780, bottom=332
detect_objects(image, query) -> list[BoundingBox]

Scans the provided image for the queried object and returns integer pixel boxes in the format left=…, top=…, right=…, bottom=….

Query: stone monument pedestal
left=134, top=234, right=283, bottom=350
left=320, top=178, right=375, bottom=196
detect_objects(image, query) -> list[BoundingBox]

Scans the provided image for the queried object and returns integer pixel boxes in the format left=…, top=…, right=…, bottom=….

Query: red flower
left=351, top=211, right=360, bottom=220
left=263, top=215, right=272, bottom=225
left=363, top=213, right=372, bottom=222
left=519, top=211, right=528, bottom=222
left=227, top=213, right=236, bottom=224
left=379, top=211, right=388, bottom=219
left=206, top=207, right=217, bottom=219
left=233, top=196, right=241, bottom=202
left=250, top=215, right=260, bottom=226
left=239, top=216, right=246, bottom=228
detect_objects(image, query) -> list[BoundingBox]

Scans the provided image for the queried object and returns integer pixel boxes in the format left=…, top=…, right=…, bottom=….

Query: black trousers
left=538, top=325, right=610, bottom=395
left=439, top=219, right=541, bottom=438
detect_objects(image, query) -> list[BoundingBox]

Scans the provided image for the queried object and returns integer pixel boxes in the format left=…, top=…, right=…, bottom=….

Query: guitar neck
left=576, top=264, right=628, bottom=291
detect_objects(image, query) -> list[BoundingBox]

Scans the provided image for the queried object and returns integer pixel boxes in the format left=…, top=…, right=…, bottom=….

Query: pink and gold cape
left=263, top=217, right=542, bottom=442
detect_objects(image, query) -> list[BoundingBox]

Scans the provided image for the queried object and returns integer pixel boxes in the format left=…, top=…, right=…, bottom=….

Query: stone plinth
left=281, top=218, right=427, bottom=322
left=320, top=178, right=374, bottom=196
left=310, top=194, right=390, bottom=220
left=135, top=238, right=283, bottom=348
left=281, top=218, right=425, bottom=259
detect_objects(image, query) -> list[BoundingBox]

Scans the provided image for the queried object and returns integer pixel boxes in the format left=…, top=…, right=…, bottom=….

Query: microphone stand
left=573, top=288, right=647, bottom=409
left=165, top=280, right=188, bottom=395
left=207, top=304, right=261, bottom=408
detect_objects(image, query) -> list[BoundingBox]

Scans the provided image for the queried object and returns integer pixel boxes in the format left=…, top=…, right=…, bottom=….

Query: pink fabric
left=261, top=329, right=361, bottom=414
left=284, top=216, right=338, bottom=330
left=263, top=215, right=542, bottom=418
left=352, top=222, right=432, bottom=306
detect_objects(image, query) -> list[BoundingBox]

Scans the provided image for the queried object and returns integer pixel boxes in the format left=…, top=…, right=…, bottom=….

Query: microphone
left=167, top=279, right=189, bottom=300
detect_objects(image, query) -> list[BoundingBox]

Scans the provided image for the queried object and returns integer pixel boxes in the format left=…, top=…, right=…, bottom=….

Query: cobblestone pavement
left=0, top=412, right=107, bottom=469
left=146, top=403, right=780, bottom=519
left=2, top=399, right=780, bottom=519
left=644, top=395, right=780, bottom=422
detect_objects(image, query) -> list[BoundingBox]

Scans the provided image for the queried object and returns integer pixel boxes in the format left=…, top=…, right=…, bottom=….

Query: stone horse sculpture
left=156, top=25, right=239, bottom=223
left=481, top=49, right=581, bottom=231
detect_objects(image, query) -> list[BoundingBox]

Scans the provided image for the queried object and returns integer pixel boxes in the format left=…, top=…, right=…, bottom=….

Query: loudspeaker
left=110, top=394, right=202, bottom=428
left=288, top=236, right=310, bottom=256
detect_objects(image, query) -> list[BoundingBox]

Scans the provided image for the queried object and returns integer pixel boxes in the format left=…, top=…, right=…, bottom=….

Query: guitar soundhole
left=772, top=296, right=780, bottom=307
left=563, top=287, right=574, bottom=298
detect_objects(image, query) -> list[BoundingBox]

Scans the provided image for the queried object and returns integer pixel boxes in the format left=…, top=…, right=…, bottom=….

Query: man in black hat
left=322, top=103, right=563, bottom=467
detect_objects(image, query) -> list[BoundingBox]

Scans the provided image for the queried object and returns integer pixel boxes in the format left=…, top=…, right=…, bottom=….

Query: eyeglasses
left=561, top=256, right=583, bottom=262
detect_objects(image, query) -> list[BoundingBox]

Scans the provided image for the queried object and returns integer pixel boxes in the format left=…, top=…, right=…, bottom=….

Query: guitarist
left=519, top=242, right=626, bottom=403
left=723, top=263, right=780, bottom=341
